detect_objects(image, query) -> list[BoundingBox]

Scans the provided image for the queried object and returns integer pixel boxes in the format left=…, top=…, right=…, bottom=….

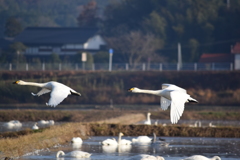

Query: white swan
left=32, top=123, right=39, bottom=130
left=128, top=84, right=198, bottom=124
left=125, top=154, right=165, bottom=160
left=143, top=112, right=151, bottom=125
left=3, top=120, right=22, bottom=130
left=71, top=137, right=83, bottom=144
left=37, top=120, right=54, bottom=127
left=209, top=122, right=216, bottom=127
left=101, top=138, right=118, bottom=146
left=181, top=155, right=221, bottom=160
left=56, top=150, right=91, bottom=158
left=102, top=132, right=132, bottom=145
left=13, top=80, right=81, bottom=107
left=132, top=136, right=152, bottom=144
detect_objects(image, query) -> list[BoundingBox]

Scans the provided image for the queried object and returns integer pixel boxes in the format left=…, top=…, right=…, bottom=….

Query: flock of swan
left=54, top=135, right=221, bottom=160
left=10, top=80, right=222, bottom=159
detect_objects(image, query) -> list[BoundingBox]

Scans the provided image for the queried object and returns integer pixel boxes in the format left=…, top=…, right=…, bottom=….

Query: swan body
left=209, top=122, right=216, bottom=127
left=102, top=132, right=132, bottom=146
left=126, top=154, right=165, bottom=160
left=143, top=112, right=151, bottom=125
left=128, top=84, right=198, bottom=124
left=132, top=136, right=152, bottom=143
left=32, top=123, right=39, bottom=130
left=182, top=155, right=221, bottom=160
left=13, top=80, right=81, bottom=107
left=37, top=120, right=54, bottom=127
left=71, top=137, right=83, bottom=144
left=3, top=120, right=22, bottom=130
left=56, top=150, right=91, bottom=158
left=102, top=138, right=118, bottom=146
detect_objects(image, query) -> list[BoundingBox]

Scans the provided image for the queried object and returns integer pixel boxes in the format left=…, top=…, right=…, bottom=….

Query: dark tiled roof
left=14, top=27, right=99, bottom=45
left=199, top=53, right=233, bottom=63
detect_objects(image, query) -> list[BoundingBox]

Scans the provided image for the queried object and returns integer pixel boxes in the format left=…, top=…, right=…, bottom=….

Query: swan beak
left=128, top=88, right=134, bottom=92
left=13, top=81, right=19, bottom=84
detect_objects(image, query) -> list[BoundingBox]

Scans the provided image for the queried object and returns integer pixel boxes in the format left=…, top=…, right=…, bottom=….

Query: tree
left=77, top=1, right=99, bottom=27
left=4, top=17, right=22, bottom=37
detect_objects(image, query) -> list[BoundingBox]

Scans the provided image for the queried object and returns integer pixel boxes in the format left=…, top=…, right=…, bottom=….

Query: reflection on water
left=18, top=136, right=240, bottom=160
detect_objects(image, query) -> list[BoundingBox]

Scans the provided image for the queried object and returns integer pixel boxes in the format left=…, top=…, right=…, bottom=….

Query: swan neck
left=118, top=133, right=122, bottom=144
left=136, top=89, right=162, bottom=95
left=147, top=114, right=150, bottom=121
left=21, top=81, right=45, bottom=87
left=56, top=151, right=65, bottom=157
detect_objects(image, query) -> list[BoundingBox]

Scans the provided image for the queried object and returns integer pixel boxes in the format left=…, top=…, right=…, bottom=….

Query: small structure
left=231, top=42, right=240, bottom=70
left=14, top=27, right=106, bottom=56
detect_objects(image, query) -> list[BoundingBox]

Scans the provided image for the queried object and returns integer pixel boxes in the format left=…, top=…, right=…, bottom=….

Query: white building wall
left=84, top=35, right=106, bottom=49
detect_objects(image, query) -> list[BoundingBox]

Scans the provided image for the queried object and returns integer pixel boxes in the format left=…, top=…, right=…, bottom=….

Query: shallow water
left=19, top=136, right=240, bottom=160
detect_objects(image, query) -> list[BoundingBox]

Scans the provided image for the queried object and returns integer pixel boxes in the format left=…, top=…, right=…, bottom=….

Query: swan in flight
left=181, top=155, right=221, bottom=160
left=13, top=80, right=81, bottom=107
left=128, top=84, right=198, bottom=124
left=143, top=112, right=151, bottom=125
left=32, top=123, right=39, bottom=130
left=56, top=150, right=91, bottom=158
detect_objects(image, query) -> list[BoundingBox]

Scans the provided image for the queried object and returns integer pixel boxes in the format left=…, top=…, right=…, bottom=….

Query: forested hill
left=0, top=70, right=240, bottom=106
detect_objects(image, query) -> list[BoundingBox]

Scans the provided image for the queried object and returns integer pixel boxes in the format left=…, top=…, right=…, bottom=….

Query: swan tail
left=31, top=92, right=38, bottom=96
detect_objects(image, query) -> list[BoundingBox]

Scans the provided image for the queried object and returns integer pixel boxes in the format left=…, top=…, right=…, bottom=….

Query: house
left=231, top=42, right=240, bottom=70
left=14, top=27, right=107, bottom=56
left=199, top=53, right=233, bottom=63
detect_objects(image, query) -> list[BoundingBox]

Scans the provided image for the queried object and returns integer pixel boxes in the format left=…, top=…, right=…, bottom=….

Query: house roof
left=199, top=53, right=233, bottom=63
left=231, top=42, right=240, bottom=54
left=14, top=27, right=100, bottom=45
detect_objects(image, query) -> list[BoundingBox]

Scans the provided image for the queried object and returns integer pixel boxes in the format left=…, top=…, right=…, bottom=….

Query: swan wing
left=162, top=83, right=187, bottom=93
left=161, top=97, right=171, bottom=110
left=31, top=88, right=51, bottom=97
left=47, top=87, right=70, bottom=107
left=170, top=91, right=188, bottom=124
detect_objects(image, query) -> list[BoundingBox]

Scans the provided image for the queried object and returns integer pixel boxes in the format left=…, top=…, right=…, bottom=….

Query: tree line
left=1, top=0, right=240, bottom=65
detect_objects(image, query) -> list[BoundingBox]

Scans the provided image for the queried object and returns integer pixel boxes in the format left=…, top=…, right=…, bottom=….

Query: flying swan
left=56, top=150, right=91, bottom=158
left=181, top=155, right=221, bottom=160
left=13, top=80, right=81, bottom=107
left=128, top=84, right=198, bottom=124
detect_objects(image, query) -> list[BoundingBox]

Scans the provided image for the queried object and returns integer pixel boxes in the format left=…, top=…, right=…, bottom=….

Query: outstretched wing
left=162, top=83, right=187, bottom=93
left=169, top=91, right=188, bottom=124
left=31, top=88, right=51, bottom=97
left=46, top=87, right=70, bottom=107
left=160, top=97, right=171, bottom=110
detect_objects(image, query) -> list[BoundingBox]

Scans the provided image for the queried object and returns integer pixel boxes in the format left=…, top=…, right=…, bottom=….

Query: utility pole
left=178, top=43, right=182, bottom=70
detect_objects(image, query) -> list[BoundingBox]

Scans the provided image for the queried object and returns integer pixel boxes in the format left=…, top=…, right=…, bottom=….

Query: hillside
left=0, top=70, right=240, bottom=106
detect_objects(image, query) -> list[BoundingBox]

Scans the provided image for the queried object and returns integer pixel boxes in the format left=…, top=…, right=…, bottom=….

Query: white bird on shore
left=13, top=80, right=81, bottom=107
left=143, top=112, right=151, bottom=125
left=56, top=150, right=91, bottom=158
left=125, top=154, right=165, bottom=160
left=181, top=155, right=221, bottom=160
left=3, top=120, right=22, bottom=130
left=32, top=123, right=39, bottom=130
left=128, top=84, right=198, bottom=124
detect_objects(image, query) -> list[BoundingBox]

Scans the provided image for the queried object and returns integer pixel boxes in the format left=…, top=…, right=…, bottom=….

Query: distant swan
left=101, top=138, right=118, bottom=146
left=102, top=132, right=132, bottom=145
left=128, top=84, right=198, bottom=124
left=132, top=136, right=152, bottom=144
left=209, top=122, right=216, bottom=127
left=125, top=154, right=165, bottom=160
left=56, top=150, right=91, bottom=158
left=3, top=120, right=22, bottom=130
left=143, top=112, right=151, bottom=125
left=37, top=120, right=54, bottom=127
left=32, top=123, right=39, bottom=130
left=181, top=155, right=221, bottom=160
left=13, top=80, right=81, bottom=107
left=71, top=137, right=83, bottom=144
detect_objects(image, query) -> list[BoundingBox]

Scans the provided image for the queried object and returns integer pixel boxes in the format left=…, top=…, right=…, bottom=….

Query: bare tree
left=106, top=31, right=162, bottom=65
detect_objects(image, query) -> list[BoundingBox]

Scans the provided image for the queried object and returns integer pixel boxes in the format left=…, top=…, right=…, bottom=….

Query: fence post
left=59, top=63, right=62, bottom=71
left=26, top=63, right=29, bottom=71
left=142, top=63, right=146, bottom=71
left=194, top=63, right=197, bottom=71
left=42, top=63, right=45, bottom=71
left=177, top=63, right=180, bottom=71
left=92, top=63, right=95, bottom=71
left=9, top=63, right=12, bottom=71
left=159, top=63, right=162, bottom=71
left=125, top=63, right=129, bottom=71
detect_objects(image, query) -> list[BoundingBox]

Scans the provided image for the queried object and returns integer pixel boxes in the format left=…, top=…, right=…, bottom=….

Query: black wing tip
left=70, top=90, right=81, bottom=96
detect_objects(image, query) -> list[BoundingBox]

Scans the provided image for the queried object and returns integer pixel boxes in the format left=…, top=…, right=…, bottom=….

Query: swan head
left=119, top=132, right=124, bottom=136
left=128, top=87, right=141, bottom=93
left=13, top=80, right=25, bottom=85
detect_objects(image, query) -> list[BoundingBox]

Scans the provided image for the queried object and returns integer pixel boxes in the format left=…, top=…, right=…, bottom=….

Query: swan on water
left=32, top=123, right=39, bottom=130
left=56, top=150, right=91, bottom=158
left=128, top=84, right=198, bottom=124
left=181, top=155, right=221, bottom=160
left=71, top=137, right=83, bottom=144
left=3, top=120, right=22, bottom=130
left=125, top=154, right=165, bottom=160
left=143, top=112, right=151, bottom=125
left=102, top=132, right=132, bottom=145
left=132, top=135, right=152, bottom=144
left=37, top=120, right=54, bottom=127
left=13, top=80, right=81, bottom=107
